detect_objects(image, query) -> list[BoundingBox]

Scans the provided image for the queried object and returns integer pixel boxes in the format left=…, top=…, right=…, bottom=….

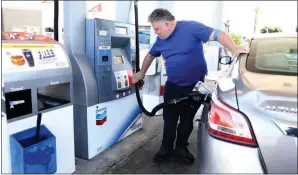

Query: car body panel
left=236, top=63, right=297, bottom=173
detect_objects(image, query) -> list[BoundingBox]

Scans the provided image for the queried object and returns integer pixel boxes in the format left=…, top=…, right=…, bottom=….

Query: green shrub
left=231, top=33, right=242, bottom=46
left=260, top=26, right=283, bottom=33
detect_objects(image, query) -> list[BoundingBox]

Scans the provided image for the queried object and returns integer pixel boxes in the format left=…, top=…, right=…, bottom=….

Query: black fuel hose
left=133, top=0, right=157, bottom=117
left=54, top=0, right=59, bottom=41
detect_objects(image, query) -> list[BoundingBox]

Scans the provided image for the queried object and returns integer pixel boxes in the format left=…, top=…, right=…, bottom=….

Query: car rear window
left=246, top=37, right=297, bottom=76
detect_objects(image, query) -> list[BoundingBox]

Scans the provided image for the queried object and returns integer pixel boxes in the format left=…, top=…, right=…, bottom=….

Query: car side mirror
left=219, top=56, right=232, bottom=65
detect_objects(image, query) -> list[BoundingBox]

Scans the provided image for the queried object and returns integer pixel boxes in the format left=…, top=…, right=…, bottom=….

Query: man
left=132, top=8, right=249, bottom=163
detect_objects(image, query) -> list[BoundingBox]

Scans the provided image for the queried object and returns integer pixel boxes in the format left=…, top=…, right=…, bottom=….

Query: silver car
left=197, top=33, right=297, bottom=174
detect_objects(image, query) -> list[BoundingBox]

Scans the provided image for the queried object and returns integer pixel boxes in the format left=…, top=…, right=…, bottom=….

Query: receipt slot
left=1, top=32, right=76, bottom=174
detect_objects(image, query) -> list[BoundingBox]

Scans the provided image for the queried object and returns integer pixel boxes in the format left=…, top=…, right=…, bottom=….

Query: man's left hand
left=232, top=45, right=250, bottom=57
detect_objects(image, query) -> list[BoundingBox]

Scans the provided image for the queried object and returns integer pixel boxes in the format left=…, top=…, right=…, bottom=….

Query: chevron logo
left=96, top=107, right=107, bottom=125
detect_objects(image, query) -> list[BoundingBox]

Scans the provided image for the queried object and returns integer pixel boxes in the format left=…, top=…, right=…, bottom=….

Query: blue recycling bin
left=10, top=124, right=57, bottom=174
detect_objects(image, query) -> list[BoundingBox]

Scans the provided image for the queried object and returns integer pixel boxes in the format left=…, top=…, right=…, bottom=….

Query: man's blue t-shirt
left=149, top=20, right=214, bottom=86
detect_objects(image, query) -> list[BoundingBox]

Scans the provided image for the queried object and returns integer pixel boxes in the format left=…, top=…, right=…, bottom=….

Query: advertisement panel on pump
left=2, top=43, right=69, bottom=73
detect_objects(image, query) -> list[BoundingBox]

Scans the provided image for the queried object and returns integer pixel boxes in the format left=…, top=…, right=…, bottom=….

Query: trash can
left=10, top=125, right=57, bottom=174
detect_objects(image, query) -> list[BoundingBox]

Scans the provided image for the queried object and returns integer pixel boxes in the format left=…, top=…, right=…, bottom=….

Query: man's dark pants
left=162, top=77, right=204, bottom=150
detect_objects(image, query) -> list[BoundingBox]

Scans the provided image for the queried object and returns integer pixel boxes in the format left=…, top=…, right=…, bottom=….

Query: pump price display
left=114, top=70, right=130, bottom=90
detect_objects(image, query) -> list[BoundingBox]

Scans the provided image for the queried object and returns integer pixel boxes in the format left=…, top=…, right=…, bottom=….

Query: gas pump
left=63, top=1, right=142, bottom=160
left=82, top=18, right=143, bottom=159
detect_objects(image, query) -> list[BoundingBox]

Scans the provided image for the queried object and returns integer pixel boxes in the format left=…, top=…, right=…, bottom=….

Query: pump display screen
left=114, top=56, right=125, bottom=64
left=115, top=27, right=127, bottom=35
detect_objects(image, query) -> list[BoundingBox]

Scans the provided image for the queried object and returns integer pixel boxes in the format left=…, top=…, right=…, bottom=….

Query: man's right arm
left=132, top=53, right=155, bottom=84
left=132, top=37, right=161, bottom=83
left=139, top=52, right=156, bottom=74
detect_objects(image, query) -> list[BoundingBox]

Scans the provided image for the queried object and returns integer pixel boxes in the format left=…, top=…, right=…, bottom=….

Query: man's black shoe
left=154, top=146, right=172, bottom=162
left=174, top=147, right=195, bottom=163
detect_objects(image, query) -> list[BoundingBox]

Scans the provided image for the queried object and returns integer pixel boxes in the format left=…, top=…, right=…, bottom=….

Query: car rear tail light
left=207, top=94, right=258, bottom=147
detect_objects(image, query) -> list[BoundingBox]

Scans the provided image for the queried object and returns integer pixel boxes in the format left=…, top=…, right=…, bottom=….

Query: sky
left=138, top=1, right=297, bottom=36
left=223, top=1, right=297, bottom=36
left=2, top=1, right=297, bottom=36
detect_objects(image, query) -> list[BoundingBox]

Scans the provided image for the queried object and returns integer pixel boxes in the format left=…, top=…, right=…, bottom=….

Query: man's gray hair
left=148, top=8, right=175, bottom=23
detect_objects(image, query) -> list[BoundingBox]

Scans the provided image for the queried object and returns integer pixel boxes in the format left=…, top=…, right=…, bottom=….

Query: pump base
left=74, top=93, right=143, bottom=160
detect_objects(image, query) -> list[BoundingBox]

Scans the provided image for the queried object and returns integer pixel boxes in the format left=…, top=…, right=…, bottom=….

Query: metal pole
left=2, top=8, right=4, bottom=31
left=54, top=0, right=59, bottom=41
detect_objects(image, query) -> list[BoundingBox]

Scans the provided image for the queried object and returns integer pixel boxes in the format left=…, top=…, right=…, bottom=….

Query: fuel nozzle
left=137, top=79, right=144, bottom=89
left=192, top=81, right=213, bottom=103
